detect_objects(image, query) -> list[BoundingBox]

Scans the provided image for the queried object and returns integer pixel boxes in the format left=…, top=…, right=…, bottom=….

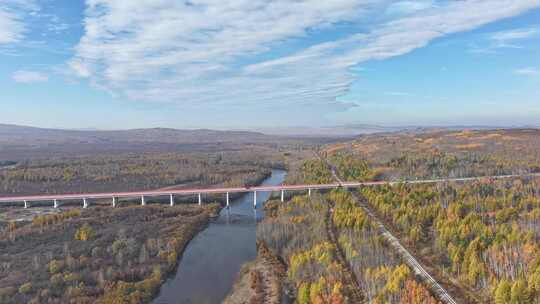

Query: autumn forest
left=1, top=128, right=540, bottom=303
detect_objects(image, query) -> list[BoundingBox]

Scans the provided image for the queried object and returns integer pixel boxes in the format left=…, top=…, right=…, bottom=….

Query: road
left=0, top=173, right=539, bottom=203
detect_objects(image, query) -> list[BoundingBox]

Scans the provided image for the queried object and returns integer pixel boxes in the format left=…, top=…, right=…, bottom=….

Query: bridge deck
left=0, top=173, right=538, bottom=203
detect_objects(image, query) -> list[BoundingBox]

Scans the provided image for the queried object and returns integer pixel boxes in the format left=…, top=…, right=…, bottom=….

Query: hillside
left=316, top=128, right=540, bottom=303
left=0, top=124, right=268, bottom=144
left=0, top=124, right=335, bottom=160
left=325, top=128, right=540, bottom=180
left=223, top=128, right=540, bottom=304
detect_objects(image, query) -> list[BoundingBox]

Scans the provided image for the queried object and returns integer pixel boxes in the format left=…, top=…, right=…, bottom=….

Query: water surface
left=153, top=169, right=286, bottom=304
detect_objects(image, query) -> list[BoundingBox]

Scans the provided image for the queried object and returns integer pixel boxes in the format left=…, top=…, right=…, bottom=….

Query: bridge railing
left=1, top=173, right=539, bottom=208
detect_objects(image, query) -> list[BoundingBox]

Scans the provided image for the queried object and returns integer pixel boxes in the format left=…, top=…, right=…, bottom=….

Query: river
left=152, top=169, right=287, bottom=304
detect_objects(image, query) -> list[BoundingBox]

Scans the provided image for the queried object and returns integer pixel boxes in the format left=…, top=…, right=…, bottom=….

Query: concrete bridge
left=0, top=173, right=538, bottom=209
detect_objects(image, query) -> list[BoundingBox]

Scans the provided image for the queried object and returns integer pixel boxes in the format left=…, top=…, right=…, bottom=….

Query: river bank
left=152, top=169, right=286, bottom=304
left=0, top=204, right=220, bottom=304
left=223, top=242, right=290, bottom=304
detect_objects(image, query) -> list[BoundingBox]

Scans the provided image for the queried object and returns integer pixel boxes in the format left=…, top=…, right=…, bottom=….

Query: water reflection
left=152, top=169, right=286, bottom=304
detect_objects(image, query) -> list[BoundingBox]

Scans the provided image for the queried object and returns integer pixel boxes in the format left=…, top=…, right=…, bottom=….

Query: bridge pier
left=170, top=194, right=174, bottom=206
left=226, top=192, right=230, bottom=208
left=83, top=198, right=88, bottom=209
left=4, top=174, right=540, bottom=211
left=253, top=191, right=257, bottom=208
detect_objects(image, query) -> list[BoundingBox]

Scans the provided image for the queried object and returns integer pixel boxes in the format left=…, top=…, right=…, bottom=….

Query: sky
left=1, top=0, right=539, bottom=130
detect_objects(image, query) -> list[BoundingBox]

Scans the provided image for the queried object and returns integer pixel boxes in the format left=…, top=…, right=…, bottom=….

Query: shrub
left=50, top=273, right=64, bottom=288
left=63, top=272, right=81, bottom=286
left=48, top=259, right=63, bottom=274
left=65, top=285, right=83, bottom=298
left=32, top=209, right=82, bottom=227
left=74, top=223, right=95, bottom=241
left=18, top=282, right=32, bottom=294
left=112, top=239, right=126, bottom=255
left=167, top=251, right=177, bottom=267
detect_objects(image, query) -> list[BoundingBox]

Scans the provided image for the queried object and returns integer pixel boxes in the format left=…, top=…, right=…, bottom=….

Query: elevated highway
left=0, top=173, right=538, bottom=209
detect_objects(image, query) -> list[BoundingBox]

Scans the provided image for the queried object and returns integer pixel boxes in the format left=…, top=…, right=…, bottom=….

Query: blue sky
left=1, top=0, right=539, bottom=130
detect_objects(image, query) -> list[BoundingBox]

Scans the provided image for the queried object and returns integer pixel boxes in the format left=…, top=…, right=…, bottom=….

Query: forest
left=325, top=128, right=540, bottom=303
left=0, top=204, right=220, bottom=304
left=222, top=128, right=540, bottom=304
left=2, top=127, right=540, bottom=304
left=259, top=191, right=441, bottom=304
left=0, top=123, right=330, bottom=197
left=343, top=129, right=540, bottom=180
left=226, top=153, right=442, bottom=303
left=361, top=176, right=540, bottom=303
left=0, top=128, right=321, bottom=304
left=0, top=151, right=283, bottom=196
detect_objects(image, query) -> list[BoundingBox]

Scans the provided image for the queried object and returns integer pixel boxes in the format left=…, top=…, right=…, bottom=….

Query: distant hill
left=0, top=124, right=337, bottom=160
left=253, top=124, right=403, bottom=137
left=0, top=124, right=269, bottom=144
left=253, top=124, right=536, bottom=137
left=2, top=123, right=535, bottom=160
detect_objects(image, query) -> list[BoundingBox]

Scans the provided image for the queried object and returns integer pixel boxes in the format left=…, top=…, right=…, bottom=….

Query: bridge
left=0, top=173, right=538, bottom=209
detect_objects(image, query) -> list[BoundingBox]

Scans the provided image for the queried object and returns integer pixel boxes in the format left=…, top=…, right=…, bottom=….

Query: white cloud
left=384, top=91, right=414, bottom=97
left=12, top=70, right=49, bottom=83
left=0, top=8, right=24, bottom=44
left=0, top=0, right=38, bottom=45
left=45, top=15, right=71, bottom=34
left=489, top=27, right=539, bottom=48
left=386, top=1, right=434, bottom=16
left=468, top=26, right=540, bottom=53
left=515, top=67, right=540, bottom=77
left=69, top=0, right=540, bottom=115
left=491, top=28, right=538, bottom=41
